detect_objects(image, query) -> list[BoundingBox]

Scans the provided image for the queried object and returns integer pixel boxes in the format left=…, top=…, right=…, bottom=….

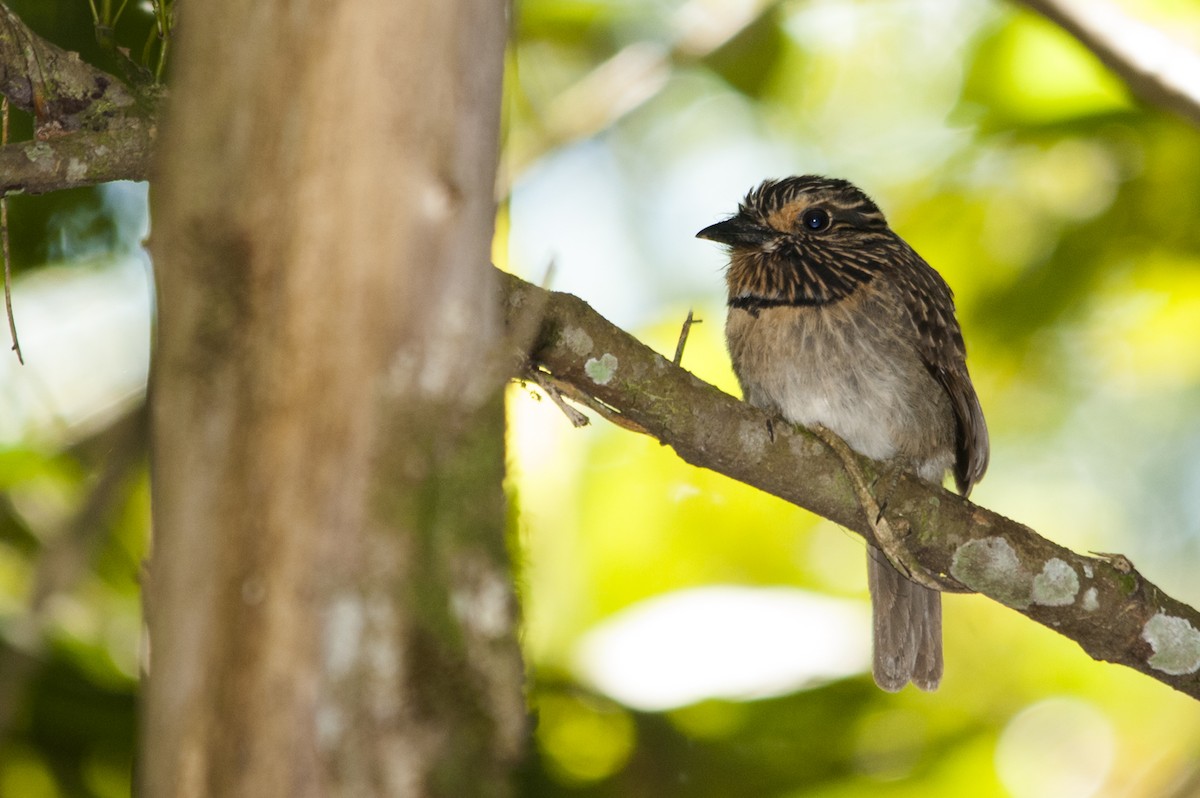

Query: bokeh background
left=2, top=0, right=1200, bottom=796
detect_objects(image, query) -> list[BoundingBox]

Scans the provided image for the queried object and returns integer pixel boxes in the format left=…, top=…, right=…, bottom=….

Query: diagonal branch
left=498, top=268, right=1200, bottom=700
left=0, top=2, right=145, bottom=127
left=1010, top=0, right=1200, bottom=128
left=0, top=1, right=156, bottom=194
left=0, top=121, right=154, bottom=194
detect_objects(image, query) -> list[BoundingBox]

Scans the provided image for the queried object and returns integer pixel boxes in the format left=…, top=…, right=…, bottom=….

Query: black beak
left=696, top=215, right=775, bottom=247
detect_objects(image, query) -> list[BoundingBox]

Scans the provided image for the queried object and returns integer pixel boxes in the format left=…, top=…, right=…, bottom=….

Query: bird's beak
left=696, top=215, right=775, bottom=247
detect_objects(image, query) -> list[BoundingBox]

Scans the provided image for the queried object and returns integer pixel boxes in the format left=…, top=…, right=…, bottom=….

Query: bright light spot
left=537, top=693, right=634, bottom=785
left=0, top=746, right=60, bottom=798
left=993, top=13, right=1130, bottom=122
left=0, top=255, right=151, bottom=443
left=995, top=697, right=1116, bottom=798
left=574, top=585, right=870, bottom=711
left=0, top=181, right=151, bottom=445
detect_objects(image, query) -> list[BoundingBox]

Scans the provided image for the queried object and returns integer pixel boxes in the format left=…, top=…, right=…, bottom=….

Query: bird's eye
left=802, top=208, right=831, bottom=231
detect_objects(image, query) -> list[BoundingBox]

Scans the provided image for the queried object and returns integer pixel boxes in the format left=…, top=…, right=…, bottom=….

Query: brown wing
left=897, top=247, right=989, bottom=495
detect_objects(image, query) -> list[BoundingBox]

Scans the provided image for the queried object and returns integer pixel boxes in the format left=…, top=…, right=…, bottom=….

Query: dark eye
left=802, top=208, right=831, bottom=231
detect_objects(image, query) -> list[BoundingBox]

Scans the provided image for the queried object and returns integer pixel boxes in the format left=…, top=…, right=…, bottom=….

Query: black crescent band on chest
left=728, top=294, right=826, bottom=314
left=728, top=255, right=879, bottom=313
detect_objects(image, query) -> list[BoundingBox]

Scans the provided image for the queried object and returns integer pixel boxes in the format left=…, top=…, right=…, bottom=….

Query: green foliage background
left=1, top=0, right=1200, bottom=796
left=504, top=0, right=1200, bottom=795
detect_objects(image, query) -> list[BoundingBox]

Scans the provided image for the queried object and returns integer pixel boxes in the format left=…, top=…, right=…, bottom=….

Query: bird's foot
left=810, top=425, right=944, bottom=592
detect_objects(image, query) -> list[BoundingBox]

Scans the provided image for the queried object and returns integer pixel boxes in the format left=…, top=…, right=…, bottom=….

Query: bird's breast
left=726, top=288, right=955, bottom=477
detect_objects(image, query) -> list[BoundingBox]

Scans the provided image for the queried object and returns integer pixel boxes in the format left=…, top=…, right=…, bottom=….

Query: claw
left=811, top=424, right=943, bottom=592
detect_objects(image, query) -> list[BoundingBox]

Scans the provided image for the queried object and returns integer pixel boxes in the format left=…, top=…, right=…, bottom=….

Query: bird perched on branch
left=697, top=175, right=988, bottom=691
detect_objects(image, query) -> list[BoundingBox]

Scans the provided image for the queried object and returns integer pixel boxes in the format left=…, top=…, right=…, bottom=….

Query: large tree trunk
left=141, top=2, right=524, bottom=796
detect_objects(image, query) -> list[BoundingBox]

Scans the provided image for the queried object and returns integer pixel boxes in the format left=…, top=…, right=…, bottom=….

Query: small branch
left=1012, top=0, right=1200, bottom=128
left=810, top=423, right=956, bottom=593
left=545, top=371, right=653, bottom=436
left=0, top=1, right=148, bottom=131
left=498, top=268, right=1200, bottom=700
left=1, top=96, right=19, bottom=363
left=0, top=2, right=157, bottom=198
left=672, top=309, right=700, bottom=367
left=528, top=368, right=590, bottom=428
left=0, top=119, right=154, bottom=195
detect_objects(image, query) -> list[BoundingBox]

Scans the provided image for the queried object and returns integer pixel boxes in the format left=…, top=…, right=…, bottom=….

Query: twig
left=1, top=97, right=21, bottom=364
left=809, top=424, right=963, bottom=593
left=529, top=368, right=590, bottom=427
left=551, top=375, right=652, bottom=436
left=672, top=309, right=700, bottom=366
left=151, top=0, right=172, bottom=82
left=531, top=367, right=654, bottom=436
left=1091, top=551, right=1135, bottom=574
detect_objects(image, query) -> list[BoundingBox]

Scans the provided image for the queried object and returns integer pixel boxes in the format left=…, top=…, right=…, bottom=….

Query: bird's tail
left=867, top=546, right=943, bottom=692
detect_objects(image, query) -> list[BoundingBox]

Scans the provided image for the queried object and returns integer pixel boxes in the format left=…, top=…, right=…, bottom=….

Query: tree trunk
left=141, top=2, right=524, bottom=796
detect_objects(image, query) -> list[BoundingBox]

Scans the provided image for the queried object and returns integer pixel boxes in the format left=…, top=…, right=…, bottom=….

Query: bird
left=696, top=175, right=988, bottom=691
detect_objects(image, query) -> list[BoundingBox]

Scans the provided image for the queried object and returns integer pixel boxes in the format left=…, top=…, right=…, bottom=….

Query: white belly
left=726, top=295, right=955, bottom=481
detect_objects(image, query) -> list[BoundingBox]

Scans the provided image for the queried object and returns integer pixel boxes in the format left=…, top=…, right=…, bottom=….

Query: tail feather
left=867, top=547, right=943, bottom=692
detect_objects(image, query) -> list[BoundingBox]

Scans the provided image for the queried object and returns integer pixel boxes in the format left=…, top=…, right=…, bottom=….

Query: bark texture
left=0, top=2, right=156, bottom=195
left=500, top=270, right=1200, bottom=701
left=142, top=2, right=524, bottom=797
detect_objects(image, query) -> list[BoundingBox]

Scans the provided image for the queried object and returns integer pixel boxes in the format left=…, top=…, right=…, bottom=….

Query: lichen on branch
left=0, top=2, right=156, bottom=195
left=497, top=267, right=1200, bottom=701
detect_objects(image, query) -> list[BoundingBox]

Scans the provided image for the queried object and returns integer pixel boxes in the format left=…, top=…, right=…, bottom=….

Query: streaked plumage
left=698, top=175, right=988, bottom=691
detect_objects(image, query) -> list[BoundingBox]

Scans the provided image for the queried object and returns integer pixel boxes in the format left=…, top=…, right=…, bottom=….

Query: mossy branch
left=3, top=0, right=1200, bottom=699
left=0, top=1, right=156, bottom=195
left=498, top=268, right=1200, bottom=700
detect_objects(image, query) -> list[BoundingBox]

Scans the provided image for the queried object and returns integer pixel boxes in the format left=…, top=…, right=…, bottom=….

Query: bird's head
left=698, top=175, right=899, bottom=307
